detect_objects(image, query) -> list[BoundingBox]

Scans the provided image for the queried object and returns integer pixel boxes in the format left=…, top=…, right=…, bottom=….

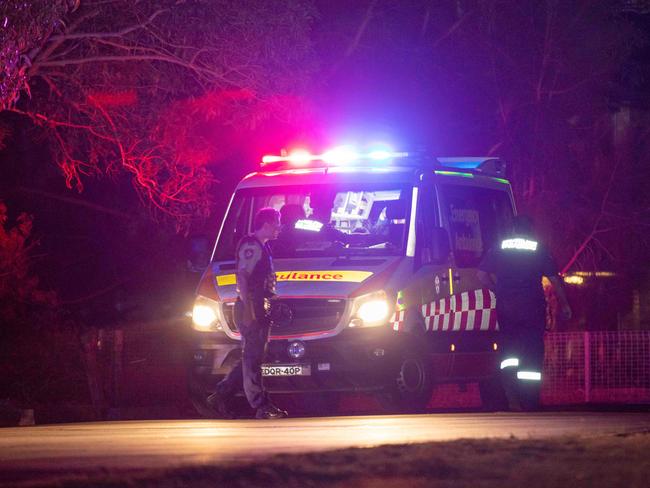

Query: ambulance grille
left=222, top=298, right=346, bottom=336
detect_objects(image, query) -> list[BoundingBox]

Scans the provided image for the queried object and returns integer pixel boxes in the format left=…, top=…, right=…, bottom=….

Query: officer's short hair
left=253, top=207, right=280, bottom=231
left=513, top=215, right=534, bottom=235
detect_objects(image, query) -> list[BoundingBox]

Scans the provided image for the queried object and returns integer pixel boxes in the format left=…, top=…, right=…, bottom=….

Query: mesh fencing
left=542, top=331, right=650, bottom=405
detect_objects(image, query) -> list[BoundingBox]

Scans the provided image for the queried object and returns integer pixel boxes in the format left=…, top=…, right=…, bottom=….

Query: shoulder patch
left=237, top=240, right=262, bottom=274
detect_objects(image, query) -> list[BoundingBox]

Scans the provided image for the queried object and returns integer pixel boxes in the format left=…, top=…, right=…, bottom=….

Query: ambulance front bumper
left=189, top=327, right=398, bottom=393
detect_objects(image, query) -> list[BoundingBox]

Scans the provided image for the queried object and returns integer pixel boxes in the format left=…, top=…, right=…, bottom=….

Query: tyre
left=188, top=374, right=217, bottom=418
left=378, top=349, right=434, bottom=413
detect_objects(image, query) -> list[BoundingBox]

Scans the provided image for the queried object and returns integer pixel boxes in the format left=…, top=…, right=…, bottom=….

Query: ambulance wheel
left=478, top=377, right=509, bottom=411
left=379, top=350, right=433, bottom=413
left=188, top=375, right=218, bottom=418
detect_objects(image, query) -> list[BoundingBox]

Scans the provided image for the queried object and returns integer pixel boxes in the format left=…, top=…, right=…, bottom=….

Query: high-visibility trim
left=448, top=267, right=454, bottom=295
left=295, top=219, right=323, bottom=232
left=421, top=288, right=498, bottom=332
left=501, top=238, right=538, bottom=251
left=434, top=170, right=475, bottom=178
left=406, top=186, right=418, bottom=257
left=500, top=357, right=520, bottom=369
left=216, top=270, right=373, bottom=286
left=517, top=371, right=542, bottom=381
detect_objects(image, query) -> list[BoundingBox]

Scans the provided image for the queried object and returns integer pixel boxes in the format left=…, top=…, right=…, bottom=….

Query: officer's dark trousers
left=216, top=320, right=271, bottom=409
left=498, top=300, right=545, bottom=370
left=498, top=301, right=545, bottom=408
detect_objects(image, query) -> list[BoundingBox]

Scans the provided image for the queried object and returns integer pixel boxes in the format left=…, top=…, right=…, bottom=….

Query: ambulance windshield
left=215, top=184, right=411, bottom=260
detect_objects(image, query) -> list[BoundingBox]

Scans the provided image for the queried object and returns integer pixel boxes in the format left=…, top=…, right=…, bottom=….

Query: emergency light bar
left=260, top=148, right=506, bottom=177
left=435, top=157, right=506, bottom=176
left=262, top=147, right=409, bottom=166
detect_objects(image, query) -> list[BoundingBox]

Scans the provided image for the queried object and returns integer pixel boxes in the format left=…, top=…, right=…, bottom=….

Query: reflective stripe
left=500, top=357, right=519, bottom=369
left=501, top=238, right=538, bottom=251
left=517, top=371, right=542, bottom=381
left=406, top=187, right=418, bottom=257
left=217, top=270, right=373, bottom=286
left=295, top=219, right=323, bottom=232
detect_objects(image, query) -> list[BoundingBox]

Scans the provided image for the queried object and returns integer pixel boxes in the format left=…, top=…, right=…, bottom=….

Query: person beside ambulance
left=477, top=215, right=571, bottom=409
left=207, top=208, right=288, bottom=419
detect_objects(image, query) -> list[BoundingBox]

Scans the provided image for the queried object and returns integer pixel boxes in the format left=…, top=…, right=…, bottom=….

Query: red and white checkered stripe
left=390, top=309, right=406, bottom=331
left=421, top=289, right=499, bottom=332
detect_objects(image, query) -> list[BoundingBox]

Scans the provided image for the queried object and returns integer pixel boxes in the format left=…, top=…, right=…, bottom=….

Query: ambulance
left=189, top=147, right=515, bottom=415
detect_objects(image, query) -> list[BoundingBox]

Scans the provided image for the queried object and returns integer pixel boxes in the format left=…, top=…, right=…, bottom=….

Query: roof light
left=261, top=146, right=409, bottom=168
left=436, top=158, right=485, bottom=169
left=262, top=154, right=284, bottom=164
left=368, top=150, right=392, bottom=160
left=436, top=157, right=506, bottom=177
left=322, top=145, right=358, bottom=165
left=288, top=149, right=312, bottom=166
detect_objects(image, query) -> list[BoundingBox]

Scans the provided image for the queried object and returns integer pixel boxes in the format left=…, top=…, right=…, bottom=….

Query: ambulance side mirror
left=430, top=227, right=451, bottom=264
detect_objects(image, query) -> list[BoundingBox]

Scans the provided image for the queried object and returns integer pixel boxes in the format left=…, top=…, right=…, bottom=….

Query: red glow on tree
left=87, top=90, right=137, bottom=108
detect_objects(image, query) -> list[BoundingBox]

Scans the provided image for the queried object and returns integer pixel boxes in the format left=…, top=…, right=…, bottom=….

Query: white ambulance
left=190, top=147, right=515, bottom=414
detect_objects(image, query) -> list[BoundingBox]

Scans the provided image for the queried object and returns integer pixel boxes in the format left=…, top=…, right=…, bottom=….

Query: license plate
left=261, top=364, right=311, bottom=376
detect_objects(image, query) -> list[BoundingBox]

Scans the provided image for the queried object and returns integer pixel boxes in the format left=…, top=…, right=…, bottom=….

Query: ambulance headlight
left=192, top=296, right=223, bottom=331
left=350, top=290, right=391, bottom=328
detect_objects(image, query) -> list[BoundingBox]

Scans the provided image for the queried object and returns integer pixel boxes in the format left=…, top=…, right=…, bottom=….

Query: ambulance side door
left=412, top=174, right=453, bottom=333
left=437, top=181, right=515, bottom=314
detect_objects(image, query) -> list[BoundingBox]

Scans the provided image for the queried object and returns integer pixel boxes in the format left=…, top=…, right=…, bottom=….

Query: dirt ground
left=5, top=431, right=649, bottom=488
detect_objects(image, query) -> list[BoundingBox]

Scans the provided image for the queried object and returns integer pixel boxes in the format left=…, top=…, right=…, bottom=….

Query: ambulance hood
left=211, top=256, right=406, bottom=300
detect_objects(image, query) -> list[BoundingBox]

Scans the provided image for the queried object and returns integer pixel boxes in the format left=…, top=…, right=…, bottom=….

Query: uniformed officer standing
left=208, top=207, right=288, bottom=419
left=478, top=215, right=571, bottom=409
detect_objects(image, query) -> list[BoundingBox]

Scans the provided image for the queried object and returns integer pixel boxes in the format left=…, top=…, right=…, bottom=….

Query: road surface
left=2, top=412, right=648, bottom=487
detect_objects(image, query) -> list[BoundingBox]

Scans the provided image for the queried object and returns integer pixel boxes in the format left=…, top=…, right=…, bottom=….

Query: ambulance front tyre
left=379, top=348, right=434, bottom=413
left=188, top=372, right=221, bottom=418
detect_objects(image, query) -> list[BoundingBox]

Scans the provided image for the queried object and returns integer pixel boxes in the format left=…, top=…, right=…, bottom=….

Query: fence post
left=81, top=328, right=105, bottom=419
left=584, top=332, right=591, bottom=403
left=109, top=329, right=124, bottom=420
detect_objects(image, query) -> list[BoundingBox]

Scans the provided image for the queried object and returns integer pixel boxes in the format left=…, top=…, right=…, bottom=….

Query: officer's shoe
left=255, top=403, right=288, bottom=419
left=206, top=391, right=236, bottom=419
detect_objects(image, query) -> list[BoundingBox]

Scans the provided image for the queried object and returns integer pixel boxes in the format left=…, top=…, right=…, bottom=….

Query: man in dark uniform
left=478, top=215, right=571, bottom=409
left=208, top=207, right=288, bottom=419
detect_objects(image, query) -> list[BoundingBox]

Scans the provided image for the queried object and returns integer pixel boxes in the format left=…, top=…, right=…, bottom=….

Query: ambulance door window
left=440, top=185, right=514, bottom=268
left=416, top=180, right=440, bottom=266
left=214, top=193, right=251, bottom=261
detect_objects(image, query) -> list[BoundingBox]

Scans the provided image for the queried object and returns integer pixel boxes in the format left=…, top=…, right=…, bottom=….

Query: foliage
left=1, top=0, right=316, bottom=230
left=314, top=0, right=650, bottom=274
left=0, top=201, right=55, bottom=315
